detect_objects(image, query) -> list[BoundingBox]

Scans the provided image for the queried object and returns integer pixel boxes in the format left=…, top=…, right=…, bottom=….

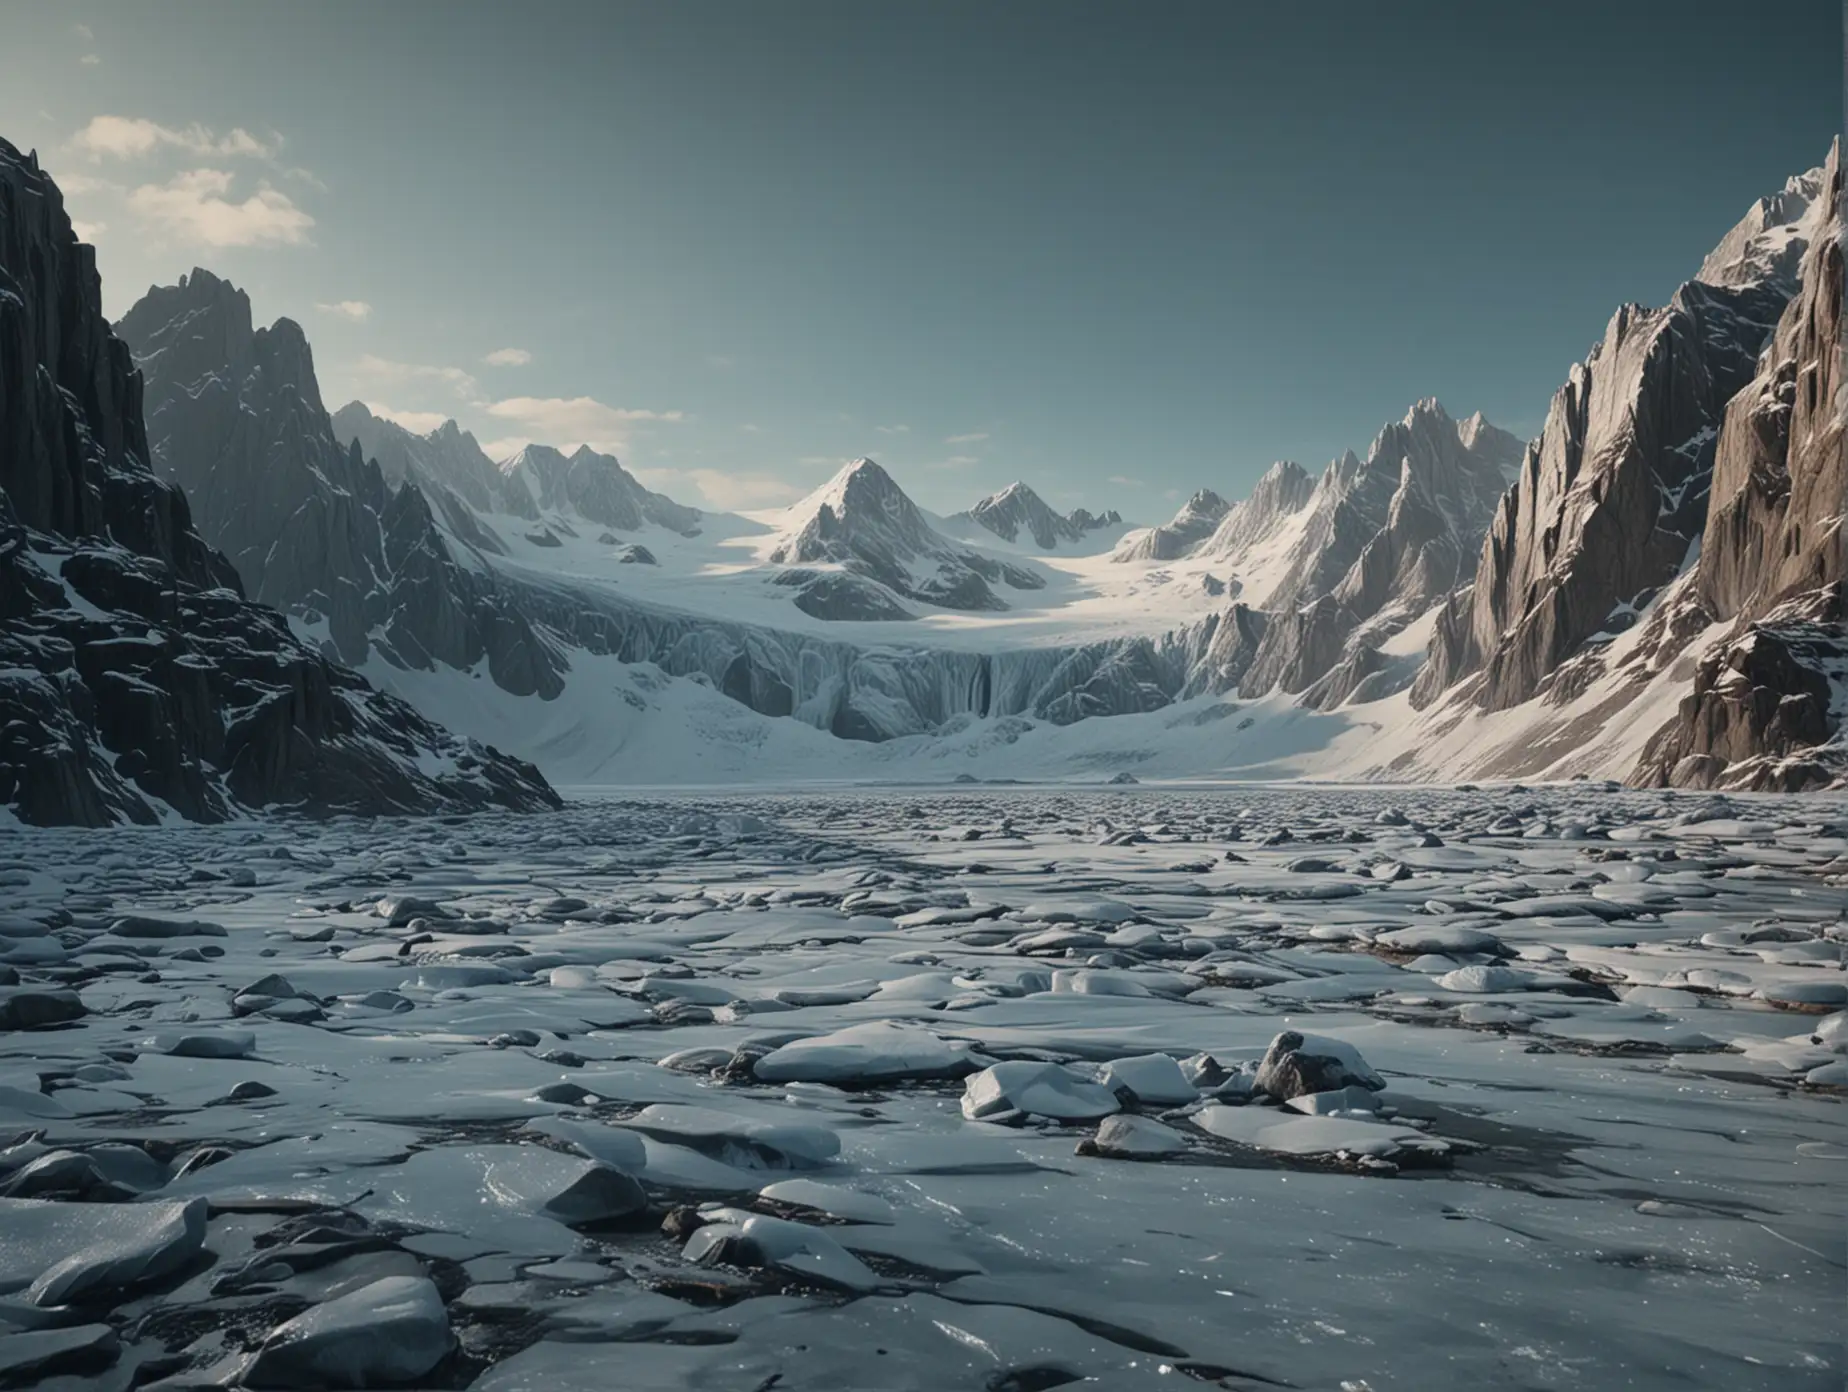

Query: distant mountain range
left=0, top=130, right=1839, bottom=823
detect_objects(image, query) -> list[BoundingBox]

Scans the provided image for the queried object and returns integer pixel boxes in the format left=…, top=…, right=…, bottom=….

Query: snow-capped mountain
left=27, top=131, right=1833, bottom=796
left=500, top=443, right=702, bottom=539
left=951, top=481, right=1124, bottom=550
left=764, top=459, right=1048, bottom=616
left=0, top=139, right=556, bottom=825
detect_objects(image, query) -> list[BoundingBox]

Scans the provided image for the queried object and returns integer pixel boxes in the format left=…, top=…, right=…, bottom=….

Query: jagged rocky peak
left=0, top=136, right=556, bottom=824
left=1414, top=149, right=1833, bottom=717
left=1113, top=488, right=1230, bottom=562
left=959, top=480, right=1123, bottom=549
left=118, top=269, right=385, bottom=661
left=1695, top=160, right=1830, bottom=291
left=334, top=401, right=505, bottom=513
left=500, top=440, right=701, bottom=536
left=1191, top=460, right=1314, bottom=564
left=1634, top=137, right=1845, bottom=792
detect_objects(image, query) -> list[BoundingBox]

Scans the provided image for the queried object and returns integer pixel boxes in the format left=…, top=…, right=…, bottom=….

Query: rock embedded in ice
left=1194, top=1105, right=1445, bottom=1161
left=0, top=1195, right=208, bottom=1306
left=962, top=1061, right=1120, bottom=1123
left=1098, top=1053, right=1198, bottom=1106
left=1761, top=980, right=1848, bottom=1010
left=1254, top=1031, right=1386, bottom=1100
left=0, top=988, right=85, bottom=1031
left=145, top=1029, right=256, bottom=1059
left=1435, top=964, right=1540, bottom=994
left=1372, top=925, right=1506, bottom=956
left=0, top=1324, right=120, bottom=1384
left=758, top=1179, right=897, bottom=1224
left=108, top=914, right=227, bottom=938
left=245, top=1275, right=454, bottom=1389
left=686, top=1214, right=880, bottom=1292
left=613, top=1104, right=840, bottom=1169
left=1283, top=1085, right=1383, bottom=1116
left=753, top=1021, right=979, bottom=1084
left=1081, top=1114, right=1190, bottom=1159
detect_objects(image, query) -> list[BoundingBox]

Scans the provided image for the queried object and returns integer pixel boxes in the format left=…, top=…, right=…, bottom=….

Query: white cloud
left=634, top=466, right=801, bottom=511
left=74, top=22, right=94, bottom=39
left=739, top=423, right=764, bottom=434
left=70, top=219, right=105, bottom=242
left=1107, top=474, right=1143, bottom=487
left=483, top=347, right=531, bottom=367
left=353, top=354, right=478, bottom=400
left=53, top=172, right=115, bottom=195
left=80, top=54, right=100, bottom=67
left=484, top=396, right=686, bottom=452
left=945, top=431, right=989, bottom=445
left=73, top=115, right=278, bottom=162
left=362, top=401, right=449, bottom=433
left=476, top=437, right=531, bottom=462
left=930, top=454, right=982, bottom=471
left=315, top=299, right=371, bottom=321
left=874, top=423, right=910, bottom=435
left=126, top=169, right=313, bottom=248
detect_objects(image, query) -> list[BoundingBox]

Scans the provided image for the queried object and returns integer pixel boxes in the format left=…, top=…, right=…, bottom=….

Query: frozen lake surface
left=0, top=785, right=1843, bottom=1390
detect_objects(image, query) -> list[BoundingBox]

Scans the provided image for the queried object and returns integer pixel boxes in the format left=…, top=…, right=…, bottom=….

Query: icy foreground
left=0, top=788, right=1843, bottom=1390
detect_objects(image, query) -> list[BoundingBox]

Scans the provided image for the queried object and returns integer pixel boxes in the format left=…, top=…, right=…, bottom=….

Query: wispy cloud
left=873, top=423, right=909, bottom=435
left=74, top=22, right=94, bottom=40
left=73, top=115, right=278, bottom=162
left=362, top=401, right=449, bottom=433
left=315, top=299, right=371, bottom=322
left=633, top=466, right=799, bottom=511
left=483, top=347, right=531, bottom=367
left=945, top=431, right=989, bottom=445
left=353, top=354, right=478, bottom=400
left=705, top=354, right=734, bottom=369
left=80, top=53, right=100, bottom=67
left=70, top=219, right=105, bottom=242
left=739, top=423, right=764, bottom=434
left=1107, top=474, right=1143, bottom=487
left=484, top=396, right=687, bottom=453
left=929, top=454, right=982, bottom=471
left=126, top=169, right=313, bottom=247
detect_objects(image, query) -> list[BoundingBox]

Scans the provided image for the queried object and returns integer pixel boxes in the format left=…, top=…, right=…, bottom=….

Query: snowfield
left=0, top=785, right=1843, bottom=1389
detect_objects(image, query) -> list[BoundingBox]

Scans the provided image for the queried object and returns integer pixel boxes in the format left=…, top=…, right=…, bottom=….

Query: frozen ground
left=0, top=786, right=1844, bottom=1390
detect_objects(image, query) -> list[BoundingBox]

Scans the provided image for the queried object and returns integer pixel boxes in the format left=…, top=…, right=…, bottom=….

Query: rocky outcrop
left=0, top=138, right=557, bottom=824
left=769, top=459, right=1044, bottom=612
left=1113, top=490, right=1229, bottom=562
left=1415, top=156, right=1829, bottom=714
left=1632, top=140, right=1845, bottom=791
left=118, top=272, right=568, bottom=701
left=1180, top=603, right=1268, bottom=697
left=957, top=482, right=1122, bottom=549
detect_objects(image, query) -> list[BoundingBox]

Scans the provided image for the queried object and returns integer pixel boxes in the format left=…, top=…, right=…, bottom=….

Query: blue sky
left=2, top=1, right=1840, bottom=516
